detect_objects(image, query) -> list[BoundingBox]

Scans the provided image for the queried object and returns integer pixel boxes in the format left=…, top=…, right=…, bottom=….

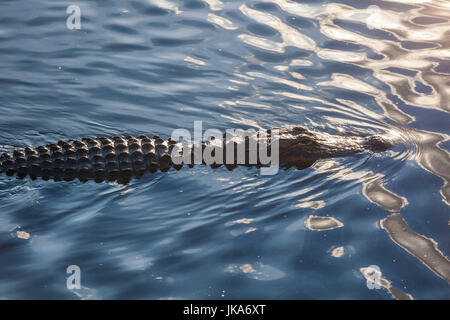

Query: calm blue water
left=0, top=0, right=449, bottom=299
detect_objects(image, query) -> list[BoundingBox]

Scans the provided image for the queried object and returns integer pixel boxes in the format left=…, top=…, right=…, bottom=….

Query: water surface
left=0, top=0, right=449, bottom=299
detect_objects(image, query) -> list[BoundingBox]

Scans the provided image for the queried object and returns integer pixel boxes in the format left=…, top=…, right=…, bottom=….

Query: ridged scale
left=0, top=134, right=263, bottom=183
left=0, top=135, right=182, bottom=183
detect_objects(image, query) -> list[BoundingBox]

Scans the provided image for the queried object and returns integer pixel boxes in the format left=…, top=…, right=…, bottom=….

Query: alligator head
left=277, top=125, right=393, bottom=169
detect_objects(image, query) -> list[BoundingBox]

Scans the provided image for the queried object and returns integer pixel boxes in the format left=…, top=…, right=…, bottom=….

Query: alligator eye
left=298, top=137, right=313, bottom=145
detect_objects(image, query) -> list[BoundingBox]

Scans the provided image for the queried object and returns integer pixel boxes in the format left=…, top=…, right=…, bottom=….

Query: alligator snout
left=363, top=135, right=393, bottom=152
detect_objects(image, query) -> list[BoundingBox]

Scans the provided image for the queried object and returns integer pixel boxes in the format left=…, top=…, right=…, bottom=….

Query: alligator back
left=0, top=135, right=181, bottom=183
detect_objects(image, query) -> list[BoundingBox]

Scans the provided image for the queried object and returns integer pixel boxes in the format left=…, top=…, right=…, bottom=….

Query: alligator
left=0, top=126, right=393, bottom=183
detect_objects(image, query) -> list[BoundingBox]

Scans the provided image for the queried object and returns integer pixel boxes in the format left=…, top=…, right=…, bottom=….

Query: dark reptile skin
left=0, top=129, right=392, bottom=183
left=0, top=135, right=185, bottom=183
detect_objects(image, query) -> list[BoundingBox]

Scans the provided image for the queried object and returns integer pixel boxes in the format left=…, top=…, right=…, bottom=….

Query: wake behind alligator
left=0, top=126, right=393, bottom=183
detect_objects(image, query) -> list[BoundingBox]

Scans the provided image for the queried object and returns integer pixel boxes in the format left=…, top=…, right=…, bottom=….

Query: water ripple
left=0, top=0, right=448, bottom=299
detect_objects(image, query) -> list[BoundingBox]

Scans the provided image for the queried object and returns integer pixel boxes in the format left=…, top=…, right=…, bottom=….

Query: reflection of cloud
left=149, top=0, right=182, bottom=14
left=330, top=246, right=345, bottom=258
left=238, top=34, right=284, bottom=53
left=305, top=215, right=343, bottom=231
left=362, top=174, right=408, bottom=212
left=313, top=160, right=408, bottom=212
left=412, top=129, right=450, bottom=206
left=264, top=0, right=321, bottom=18
left=234, top=218, right=254, bottom=224
left=290, top=59, right=313, bottom=67
left=226, top=263, right=286, bottom=280
left=16, top=230, right=30, bottom=240
left=247, top=71, right=313, bottom=91
left=71, top=286, right=99, bottom=300
left=296, top=193, right=326, bottom=210
left=317, top=49, right=366, bottom=63
left=360, top=266, right=414, bottom=300
left=203, top=0, right=223, bottom=11
left=184, top=56, right=206, bottom=66
left=381, top=213, right=450, bottom=283
left=208, top=13, right=237, bottom=30
left=296, top=200, right=325, bottom=210
left=239, top=4, right=316, bottom=52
